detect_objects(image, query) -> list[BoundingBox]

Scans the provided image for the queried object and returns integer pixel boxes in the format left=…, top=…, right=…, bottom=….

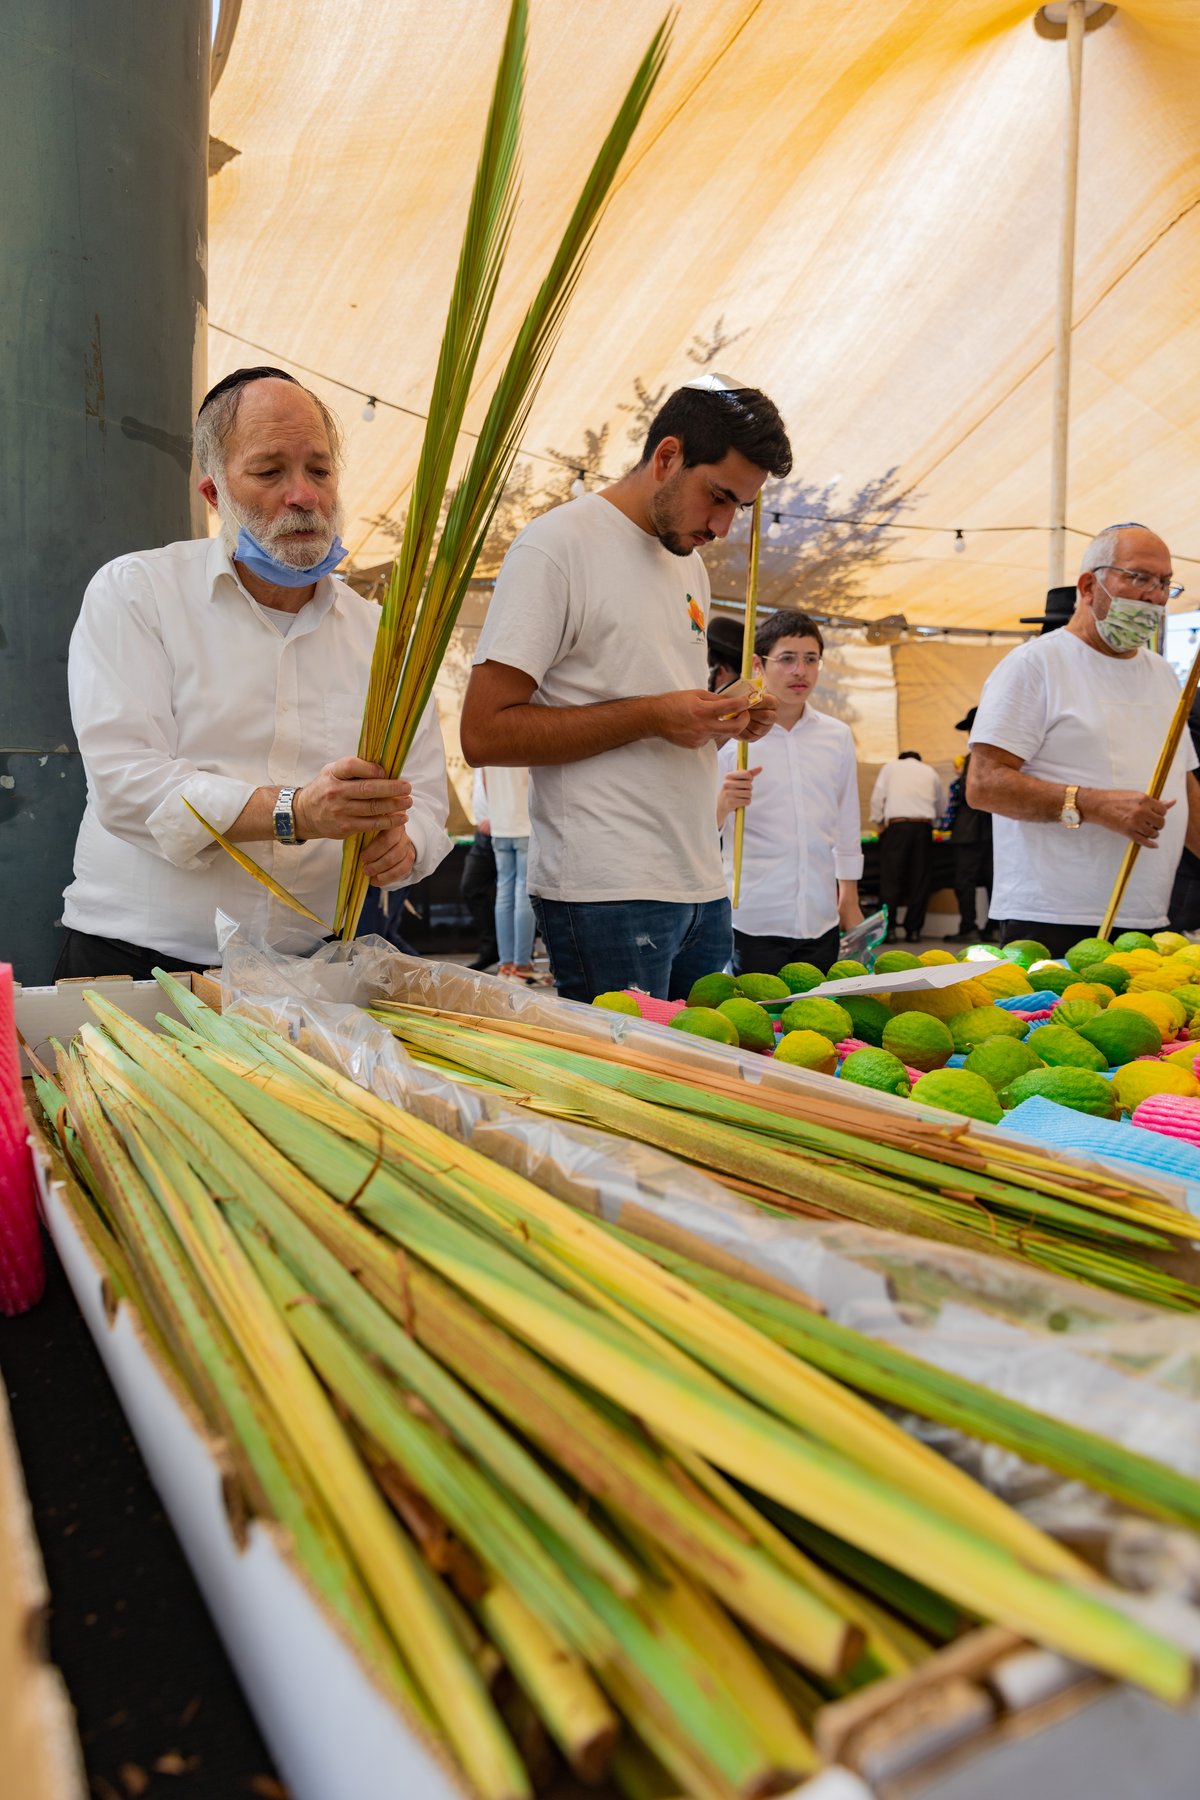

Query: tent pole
left=1047, top=0, right=1087, bottom=589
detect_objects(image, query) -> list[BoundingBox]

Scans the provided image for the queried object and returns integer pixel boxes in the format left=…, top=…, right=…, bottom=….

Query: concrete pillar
left=0, top=4, right=209, bottom=981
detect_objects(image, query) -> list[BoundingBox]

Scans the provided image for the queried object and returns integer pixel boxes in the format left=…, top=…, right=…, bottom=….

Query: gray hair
left=193, top=374, right=344, bottom=480
left=1079, top=521, right=1149, bottom=579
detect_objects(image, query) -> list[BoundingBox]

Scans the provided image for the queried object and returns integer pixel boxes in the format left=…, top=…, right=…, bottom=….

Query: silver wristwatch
left=273, top=785, right=304, bottom=844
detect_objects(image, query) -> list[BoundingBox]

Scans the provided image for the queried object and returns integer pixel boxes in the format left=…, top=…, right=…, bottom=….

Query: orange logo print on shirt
left=686, top=594, right=705, bottom=635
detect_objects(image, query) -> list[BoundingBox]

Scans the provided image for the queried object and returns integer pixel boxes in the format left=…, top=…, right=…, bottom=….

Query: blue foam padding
left=998, top=1096, right=1200, bottom=1202
left=995, top=990, right=1060, bottom=1012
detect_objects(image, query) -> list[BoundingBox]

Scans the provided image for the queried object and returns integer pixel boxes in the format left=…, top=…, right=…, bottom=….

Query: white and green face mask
left=1094, top=582, right=1164, bottom=654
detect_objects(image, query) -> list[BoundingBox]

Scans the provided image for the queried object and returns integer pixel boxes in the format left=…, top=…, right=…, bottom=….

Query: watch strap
left=273, top=785, right=304, bottom=845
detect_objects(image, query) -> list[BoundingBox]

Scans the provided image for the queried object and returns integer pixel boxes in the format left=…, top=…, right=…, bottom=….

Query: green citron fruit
left=778, top=961, right=825, bottom=993
left=773, top=1029, right=838, bottom=1074
left=1065, top=936, right=1116, bottom=972
left=592, top=991, right=642, bottom=1015
left=1004, top=1067, right=1114, bottom=1116
left=686, top=971, right=738, bottom=1008
left=1025, top=1024, right=1107, bottom=1071
left=881, top=1011, right=954, bottom=1072
left=1078, top=1009, right=1162, bottom=1066
left=1113, top=931, right=1157, bottom=953
left=963, top=1036, right=1044, bottom=1090
left=948, top=1005, right=1028, bottom=1055
left=873, top=949, right=923, bottom=975
left=1000, top=938, right=1051, bottom=970
left=669, top=1007, right=740, bottom=1046
left=735, top=972, right=792, bottom=1003
left=839, top=1047, right=910, bottom=1097
left=1053, top=998, right=1102, bottom=1030
left=840, top=994, right=893, bottom=1047
left=1029, top=963, right=1076, bottom=996
left=825, top=958, right=869, bottom=982
left=1078, top=961, right=1129, bottom=995
left=717, top=997, right=776, bottom=1052
left=911, top=1067, right=1003, bottom=1124
left=780, top=996, right=854, bottom=1042
left=1171, top=985, right=1200, bottom=1023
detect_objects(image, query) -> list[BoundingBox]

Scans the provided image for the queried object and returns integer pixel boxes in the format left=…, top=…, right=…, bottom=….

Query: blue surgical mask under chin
left=1093, top=582, right=1164, bottom=655
left=233, top=525, right=347, bottom=588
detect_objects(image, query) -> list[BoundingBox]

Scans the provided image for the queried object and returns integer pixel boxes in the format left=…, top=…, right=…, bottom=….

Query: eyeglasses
left=763, top=652, right=822, bottom=670
left=1099, top=565, right=1184, bottom=601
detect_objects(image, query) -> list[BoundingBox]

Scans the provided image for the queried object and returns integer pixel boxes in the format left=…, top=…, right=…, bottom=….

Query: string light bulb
left=570, top=469, right=587, bottom=499
left=953, top=529, right=966, bottom=553
left=361, top=396, right=378, bottom=423
left=767, top=512, right=783, bottom=540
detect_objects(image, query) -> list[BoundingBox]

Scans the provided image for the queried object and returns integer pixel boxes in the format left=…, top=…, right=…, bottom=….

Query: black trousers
left=878, top=822, right=933, bottom=937
left=460, top=835, right=499, bottom=966
left=953, top=841, right=992, bottom=932
left=53, top=928, right=198, bottom=982
left=732, top=923, right=841, bottom=978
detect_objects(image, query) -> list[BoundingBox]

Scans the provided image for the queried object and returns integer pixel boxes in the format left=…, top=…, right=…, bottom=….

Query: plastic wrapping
left=216, top=932, right=1200, bottom=1507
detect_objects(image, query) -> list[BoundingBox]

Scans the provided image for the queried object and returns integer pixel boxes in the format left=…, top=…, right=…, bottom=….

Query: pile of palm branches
left=32, top=979, right=1198, bottom=1800
left=371, top=1002, right=1200, bottom=1313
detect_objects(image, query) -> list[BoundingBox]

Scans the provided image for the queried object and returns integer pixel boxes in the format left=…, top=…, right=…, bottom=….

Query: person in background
left=869, top=751, right=945, bottom=942
left=459, top=380, right=790, bottom=1003
left=717, top=608, right=862, bottom=974
left=944, top=705, right=993, bottom=942
left=1168, top=691, right=1200, bottom=932
left=460, top=768, right=498, bottom=971
left=484, top=765, right=537, bottom=980
left=58, top=368, right=451, bottom=978
left=969, top=523, right=1200, bottom=959
left=706, top=614, right=746, bottom=693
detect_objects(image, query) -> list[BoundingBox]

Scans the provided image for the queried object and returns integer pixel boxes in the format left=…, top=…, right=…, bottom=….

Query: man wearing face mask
left=966, top=523, right=1200, bottom=960
left=56, top=367, right=452, bottom=978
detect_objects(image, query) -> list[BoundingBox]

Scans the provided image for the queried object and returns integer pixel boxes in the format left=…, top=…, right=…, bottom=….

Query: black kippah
left=197, top=365, right=299, bottom=416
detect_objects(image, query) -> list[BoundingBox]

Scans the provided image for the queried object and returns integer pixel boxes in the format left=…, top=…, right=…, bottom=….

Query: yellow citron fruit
left=1152, top=931, right=1190, bottom=956
left=1116, top=948, right=1164, bottom=972
left=1062, top=982, right=1110, bottom=1008
left=1111, top=1060, right=1200, bottom=1111
left=1109, top=992, right=1185, bottom=1038
left=972, top=963, right=1033, bottom=1000
left=1170, top=944, right=1200, bottom=969
left=917, top=949, right=958, bottom=967
left=890, top=987, right=975, bottom=1021
left=1127, top=968, right=1184, bottom=995
left=1162, top=1045, right=1200, bottom=1072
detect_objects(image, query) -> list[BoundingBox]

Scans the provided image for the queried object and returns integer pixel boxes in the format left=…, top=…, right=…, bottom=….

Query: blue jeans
left=531, top=896, right=733, bottom=1004
left=493, top=836, right=535, bottom=967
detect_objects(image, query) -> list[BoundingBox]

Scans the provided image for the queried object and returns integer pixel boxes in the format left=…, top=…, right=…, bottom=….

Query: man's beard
left=219, top=490, right=343, bottom=570
left=647, top=470, right=710, bottom=558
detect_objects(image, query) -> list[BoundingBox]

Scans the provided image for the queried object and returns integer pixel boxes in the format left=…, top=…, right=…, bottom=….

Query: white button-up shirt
left=63, top=536, right=452, bottom=963
left=718, top=708, right=864, bottom=938
left=869, top=758, right=946, bottom=826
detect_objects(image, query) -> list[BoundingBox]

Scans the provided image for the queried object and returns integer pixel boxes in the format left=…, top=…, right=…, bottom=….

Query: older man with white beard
left=57, top=367, right=451, bottom=978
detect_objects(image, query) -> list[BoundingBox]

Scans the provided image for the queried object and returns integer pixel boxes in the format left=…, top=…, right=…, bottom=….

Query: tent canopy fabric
left=208, top=1, right=1200, bottom=635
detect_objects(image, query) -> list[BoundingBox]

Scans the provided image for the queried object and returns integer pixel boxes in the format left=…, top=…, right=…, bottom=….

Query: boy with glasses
left=717, top=608, right=863, bottom=975
left=968, top=523, right=1200, bottom=959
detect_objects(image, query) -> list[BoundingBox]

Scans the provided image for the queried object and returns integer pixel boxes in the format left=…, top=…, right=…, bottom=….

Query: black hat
left=1020, top=585, right=1076, bottom=634
left=706, top=615, right=745, bottom=668
left=954, top=706, right=977, bottom=732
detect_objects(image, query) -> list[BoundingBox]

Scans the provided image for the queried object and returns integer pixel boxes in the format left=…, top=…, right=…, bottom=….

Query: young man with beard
left=57, top=368, right=451, bottom=977
left=717, top=609, right=863, bottom=976
left=460, top=381, right=792, bottom=1003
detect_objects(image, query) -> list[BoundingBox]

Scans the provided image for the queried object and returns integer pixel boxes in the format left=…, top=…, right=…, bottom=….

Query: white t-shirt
left=484, top=766, right=531, bottom=838
left=970, top=629, right=1195, bottom=928
left=718, top=708, right=863, bottom=938
left=473, top=493, right=723, bottom=903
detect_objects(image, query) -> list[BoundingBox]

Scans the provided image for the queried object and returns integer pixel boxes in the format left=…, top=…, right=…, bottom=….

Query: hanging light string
left=207, top=322, right=1200, bottom=561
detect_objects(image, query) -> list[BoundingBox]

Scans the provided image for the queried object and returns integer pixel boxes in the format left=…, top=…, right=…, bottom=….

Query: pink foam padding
left=1130, top=1093, right=1200, bottom=1145
left=1013, top=1007, right=1055, bottom=1023
left=0, top=964, right=45, bottom=1314
left=623, top=992, right=688, bottom=1026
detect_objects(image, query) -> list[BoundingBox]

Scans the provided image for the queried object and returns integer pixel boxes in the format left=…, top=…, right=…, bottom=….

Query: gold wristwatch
left=1060, top=784, right=1081, bottom=830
